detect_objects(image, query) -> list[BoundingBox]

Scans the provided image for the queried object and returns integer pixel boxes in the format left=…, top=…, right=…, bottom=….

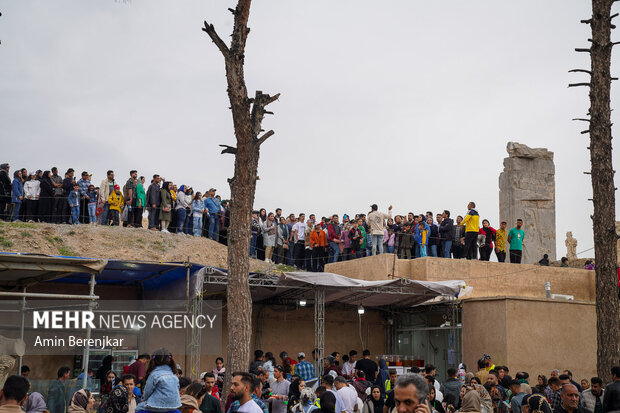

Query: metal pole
left=314, top=286, right=325, bottom=378
left=82, top=273, right=96, bottom=389
left=18, top=287, right=26, bottom=374
left=0, top=291, right=99, bottom=300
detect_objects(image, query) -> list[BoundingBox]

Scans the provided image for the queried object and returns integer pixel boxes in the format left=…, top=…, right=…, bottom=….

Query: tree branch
left=575, top=47, right=592, bottom=53
left=573, top=118, right=592, bottom=122
left=202, top=21, right=230, bottom=57
left=264, top=93, right=281, bottom=106
left=568, top=82, right=592, bottom=87
left=569, top=69, right=592, bottom=74
left=256, top=130, right=275, bottom=146
left=219, top=144, right=237, bottom=155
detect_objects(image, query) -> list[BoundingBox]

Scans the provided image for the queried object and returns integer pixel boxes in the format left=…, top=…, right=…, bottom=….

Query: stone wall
left=499, top=142, right=556, bottom=264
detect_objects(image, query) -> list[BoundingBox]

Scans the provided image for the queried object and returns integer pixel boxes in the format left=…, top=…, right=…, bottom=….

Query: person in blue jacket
left=11, top=170, right=23, bottom=222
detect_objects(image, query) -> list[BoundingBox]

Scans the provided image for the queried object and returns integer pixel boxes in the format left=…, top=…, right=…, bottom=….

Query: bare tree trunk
left=572, top=0, right=620, bottom=384
left=202, top=0, right=279, bottom=400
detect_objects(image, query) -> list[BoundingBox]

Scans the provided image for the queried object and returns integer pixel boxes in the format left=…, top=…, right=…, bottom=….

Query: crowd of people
left=1, top=349, right=619, bottom=413
left=0, top=164, right=534, bottom=269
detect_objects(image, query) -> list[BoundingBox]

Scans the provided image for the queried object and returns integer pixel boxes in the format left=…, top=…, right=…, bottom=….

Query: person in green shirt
left=134, top=176, right=146, bottom=228
left=359, top=222, right=367, bottom=253
left=507, top=219, right=525, bottom=264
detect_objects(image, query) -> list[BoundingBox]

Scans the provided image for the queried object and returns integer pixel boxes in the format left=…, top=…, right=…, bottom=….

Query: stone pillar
left=499, top=142, right=556, bottom=263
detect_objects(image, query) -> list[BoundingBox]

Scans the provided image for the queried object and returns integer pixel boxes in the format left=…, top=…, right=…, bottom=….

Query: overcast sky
left=0, top=0, right=618, bottom=258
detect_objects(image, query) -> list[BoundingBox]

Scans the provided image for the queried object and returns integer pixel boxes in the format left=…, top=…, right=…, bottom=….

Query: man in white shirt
left=230, top=372, right=264, bottom=413
left=342, top=350, right=357, bottom=379
left=292, top=213, right=308, bottom=269
left=335, top=376, right=358, bottom=413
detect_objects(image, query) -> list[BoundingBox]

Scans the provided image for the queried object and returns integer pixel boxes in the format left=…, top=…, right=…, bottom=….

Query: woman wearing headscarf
left=375, top=359, right=389, bottom=394
left=534, top=376, right=547, bottom=395
left=23, top=171, right=40, bottom=222
left=103, top=386, right=129, bottom=413
left=159, top=181, right=172, bottom=233
left=459, top=390, right=481, bottom=413
left=96, top=356, right=114, bottom=388
left=526, top=395, right=553, bottom=413
left=362, top=386, right=384, bottom=413
left=39, top=171, right=54, bottom=222
left=68, top=389, right=95, bottom=413
left=430, top=387, right=446, bottom=413
left=319, top=391, right=336, bottom=413
left=25, top=392, right=48, bottom=413
left=287, top=378, right=305, bottom=412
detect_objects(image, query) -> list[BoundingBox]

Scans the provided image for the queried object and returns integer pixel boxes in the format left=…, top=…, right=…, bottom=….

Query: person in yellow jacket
left=107, top=184, right=124, bottom=226
left=460, top=201, right=480, bottom=260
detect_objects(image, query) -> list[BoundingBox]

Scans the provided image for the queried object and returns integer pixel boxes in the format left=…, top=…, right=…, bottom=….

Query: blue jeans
left=429, top=244, right=438, bottom=257
left=193, top=216, right=202, bottom=236
left=184, top=212, right=192, bottom=234
left=100, top=203, right=110, bottom=225
left=88, top=204, right=97, bottom=223
left=250, top=233, right=258, bottom=257
left=329, top=242, right=340, bottom=263
left=441, top=240, right=452, bottom=258
left=419, top=245, right=428, bottom=257
left=387, top=245, right=395, bottom=254
left=11, top=202, right=21, bottom=221
left=209, top=213, right=220, bottom=241
left=176, top=208, right=187, bottom=233
left=371, top=235, right=384, bottom=255
left=70, top=206, right=80, bottom=224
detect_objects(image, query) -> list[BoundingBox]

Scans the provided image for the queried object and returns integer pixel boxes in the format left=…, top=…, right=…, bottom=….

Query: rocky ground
left=0, top=220, right=271, bottom=271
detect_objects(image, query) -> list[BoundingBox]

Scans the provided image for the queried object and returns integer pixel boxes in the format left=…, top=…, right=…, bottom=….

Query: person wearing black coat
left=438, top=210, right=455, bottom=258
left=0, top=164, right=12, bottom=221
left=39, top=171, right=55, bottom=222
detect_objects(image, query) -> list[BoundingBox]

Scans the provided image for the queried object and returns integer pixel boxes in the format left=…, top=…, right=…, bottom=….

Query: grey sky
left=0, top=0, right=617, bottom=258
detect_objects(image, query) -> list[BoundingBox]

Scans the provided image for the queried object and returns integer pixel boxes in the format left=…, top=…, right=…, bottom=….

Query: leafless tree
left=570, top=0, right=620, bottom=383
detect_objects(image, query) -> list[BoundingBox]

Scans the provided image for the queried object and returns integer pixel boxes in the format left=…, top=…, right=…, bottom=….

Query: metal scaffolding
left=189, top=272, right=204, bottom=380
left=314, top=286, right=325, bottom=375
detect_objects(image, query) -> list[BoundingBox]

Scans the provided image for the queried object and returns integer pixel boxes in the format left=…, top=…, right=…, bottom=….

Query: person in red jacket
left=479, top=219, right=497, bottom=261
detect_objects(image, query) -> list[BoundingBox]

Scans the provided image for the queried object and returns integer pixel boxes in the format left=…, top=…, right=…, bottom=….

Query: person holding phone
left=393, top=374, right=432, bottom=413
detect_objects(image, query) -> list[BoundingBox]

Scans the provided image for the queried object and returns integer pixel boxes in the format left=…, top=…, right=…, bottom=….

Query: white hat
left=298, top=352, right=306, bottom=359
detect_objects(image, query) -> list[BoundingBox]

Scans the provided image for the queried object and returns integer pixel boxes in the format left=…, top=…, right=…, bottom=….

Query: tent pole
left=82, top=273, right=96, bottom=389
left=18, top=287, right=26, bottom=374
left=314, top=286, right=324, bottom=377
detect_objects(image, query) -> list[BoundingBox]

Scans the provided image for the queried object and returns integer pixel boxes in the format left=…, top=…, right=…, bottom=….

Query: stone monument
left=499, top=142, right=556, bottom=264
left=565, top=232, right=578, bottom=259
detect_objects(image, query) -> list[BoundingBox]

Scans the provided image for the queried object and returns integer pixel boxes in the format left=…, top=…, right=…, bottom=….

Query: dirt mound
left=0, top=221, right=269, bottom=271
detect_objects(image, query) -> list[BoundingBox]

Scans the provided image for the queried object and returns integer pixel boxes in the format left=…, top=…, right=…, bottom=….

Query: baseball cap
left=298, top=352, right=305, bottom=358
left=114, top=184, right=120, bottom=190
left=209, top=188, right=216, bottom=192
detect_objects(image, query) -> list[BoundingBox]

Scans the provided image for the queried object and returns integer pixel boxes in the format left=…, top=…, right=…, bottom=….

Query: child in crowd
left=386, top=228, right=395, bottom=254
left=417, top=222, right=428, bottom=257
left=192, top=192, right=204, bottom=237
left=136, top=348, right=181, bottom=413
left=87, top=184, right=97, bottom=224
left=68, top=183, right=80, bottom=225
left=107, top=184, right=124, bottom=227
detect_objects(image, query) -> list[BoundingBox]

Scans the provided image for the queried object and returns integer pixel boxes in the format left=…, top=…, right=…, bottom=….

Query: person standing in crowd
left=603, top=366, right=620, bottom=413
left=296, top=352, right=316, bottom=382
left=268, top=366, right=290, bottom=413
left=581, top=377, right=604, bottom=413
left=417, top=222, right=429, bottom=257
left=327, top=214, right=343, bottom=263
left=293, top=213, right=308, bottom=269
left=47, top=366, right=71, bottom=413
left=229, top=372, right=263, bottom=413
left=261, top=212, right=277, bottom=263
left=557, top=384, right=588, bottom=413
left=10, top=170, right=24, bottom=222
left=355, top=350, right=378, bottom=383
left=478, top=219, right=496, bottom=262
left=107, top=185, right=124, bottom=227
left=68, top=183, right=81, bottom=225
left=367, top=204, right=392, bottom=256
left=205, top=188, right=221, bottom=242
left=310, top=222, right=328, bottom=272
left=461, top=202, right=480, bottom=260
left=175, top=185, right=190, bottom=234
left=22, top=171, right=40, bottom=222
left=438, top=210, right=454, bottom=259
left=50, top=167, right=64, bottom=223
left=191, top=192, right=204, bottom=237
left=0, top=375, right=30, bottom=413
left=275, top=216, right=290, bottom=264
left=136, top=349, right=181, bottom=413
left=0, top=163, right=11, bottom=221
left=427, top=217, right=440, bottom=257
left=146, top=174, right=161, bottom=230
left=250, top=211, right=260, bottom=259
left=98, top=170, right=115, bottom=225
left=495, top=221, right=508, bottom=262
left=159, top=181, right=173, bottom=233
left=77, top=171, right=91, bottom=224
left=124, top=170, right=138, bottom=228
left=121, top=374, right=140, bottom=413
left=507, top=219, right=525, bottom=264
left=38, top=171, right=54, bottom=223
left=87, top=184, right=97, bottom=224
left=452, top=215, right=465, bottom=258
left=135, top=176, right=146, bottom=228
